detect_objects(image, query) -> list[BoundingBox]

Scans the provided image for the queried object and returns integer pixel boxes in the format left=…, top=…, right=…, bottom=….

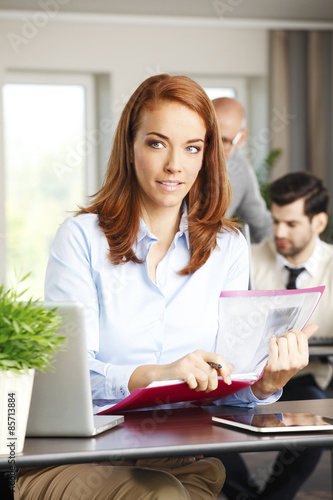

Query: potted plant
left=0, top=276, right=65, bottom=454
left=256, top=148, right=282, bottom=208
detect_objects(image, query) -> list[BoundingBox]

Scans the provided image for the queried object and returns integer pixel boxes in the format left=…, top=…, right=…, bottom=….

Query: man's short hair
left=269, top=172, right=330, bottom=219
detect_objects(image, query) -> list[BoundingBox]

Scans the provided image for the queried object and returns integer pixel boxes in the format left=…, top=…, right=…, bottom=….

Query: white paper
left=217, top=288, right=323, bottom=377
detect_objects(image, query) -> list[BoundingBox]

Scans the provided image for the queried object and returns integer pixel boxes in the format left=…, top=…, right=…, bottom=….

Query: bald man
left=212, top=97, right=272, bottom=242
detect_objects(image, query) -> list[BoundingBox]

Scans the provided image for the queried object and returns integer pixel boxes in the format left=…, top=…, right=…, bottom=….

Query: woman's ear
left=312, top=212, right=328, bottom=235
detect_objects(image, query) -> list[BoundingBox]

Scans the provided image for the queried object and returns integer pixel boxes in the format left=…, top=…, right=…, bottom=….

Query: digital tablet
left=212, top=412, right=333, bottom=433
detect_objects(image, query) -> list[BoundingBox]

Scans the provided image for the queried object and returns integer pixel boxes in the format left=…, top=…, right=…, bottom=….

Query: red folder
left=97, top=286, right=324, bottom=415
left=96, top=375, right=258, bottom=415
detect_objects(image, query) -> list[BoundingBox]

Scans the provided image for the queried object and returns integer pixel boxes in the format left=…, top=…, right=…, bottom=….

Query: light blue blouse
left=45, top=210, right=280, bottom=408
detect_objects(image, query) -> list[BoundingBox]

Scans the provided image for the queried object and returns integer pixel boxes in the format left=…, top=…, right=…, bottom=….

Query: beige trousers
left=14, top=456, right=225, bottom=500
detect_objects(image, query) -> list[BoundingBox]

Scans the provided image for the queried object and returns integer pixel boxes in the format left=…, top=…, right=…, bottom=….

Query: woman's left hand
left=251, top=323, right=318, bottom=400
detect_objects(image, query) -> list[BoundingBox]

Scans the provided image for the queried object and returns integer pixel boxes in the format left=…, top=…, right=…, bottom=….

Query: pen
left=207, top=362, right=222, bottom=369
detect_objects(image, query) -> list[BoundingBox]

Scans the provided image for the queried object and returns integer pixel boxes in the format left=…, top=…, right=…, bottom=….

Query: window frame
left=191, top=75, right=248, bottom=111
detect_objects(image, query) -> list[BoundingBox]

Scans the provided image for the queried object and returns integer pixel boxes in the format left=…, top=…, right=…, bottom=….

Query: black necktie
left=285, top=266, right=305, bottom=289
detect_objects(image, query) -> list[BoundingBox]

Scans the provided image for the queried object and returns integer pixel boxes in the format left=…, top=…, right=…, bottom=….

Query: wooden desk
left=2, top=399, right=333, bottom=469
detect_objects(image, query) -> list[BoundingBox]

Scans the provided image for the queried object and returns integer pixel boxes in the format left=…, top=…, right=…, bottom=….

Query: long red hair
left=79, top=74, right=236, bottom=274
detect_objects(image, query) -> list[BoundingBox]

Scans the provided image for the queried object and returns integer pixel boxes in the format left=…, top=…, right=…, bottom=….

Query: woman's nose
left=165, top=150, right=182, bottom=173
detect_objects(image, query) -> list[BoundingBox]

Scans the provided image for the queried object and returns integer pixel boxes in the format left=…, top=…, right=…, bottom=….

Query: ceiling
left=1, top=0, right=333, bottom=23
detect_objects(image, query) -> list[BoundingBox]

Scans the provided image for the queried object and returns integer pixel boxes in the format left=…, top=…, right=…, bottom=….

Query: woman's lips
left=157, top=181, right=183, bottom=191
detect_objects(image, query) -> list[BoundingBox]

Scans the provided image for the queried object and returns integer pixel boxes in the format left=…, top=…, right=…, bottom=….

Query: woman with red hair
left=15, top=74, right=316, bottom=499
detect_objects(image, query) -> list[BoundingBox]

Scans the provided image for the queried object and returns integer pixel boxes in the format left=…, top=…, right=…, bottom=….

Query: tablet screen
left=212, top=412, right=333, bottom=433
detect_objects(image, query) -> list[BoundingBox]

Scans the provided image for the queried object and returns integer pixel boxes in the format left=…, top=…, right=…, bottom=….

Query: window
left=203, top=87, right=236, bottom=100
left=2, top=73, right=97, bottom=299
left=192, top=76, right=248, bottom=109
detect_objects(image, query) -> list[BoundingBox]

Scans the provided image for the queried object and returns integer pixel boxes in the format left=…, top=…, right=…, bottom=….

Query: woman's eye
left=149, top=141, right=164, bottom=149
left=187, top=145, right=201, bottom=153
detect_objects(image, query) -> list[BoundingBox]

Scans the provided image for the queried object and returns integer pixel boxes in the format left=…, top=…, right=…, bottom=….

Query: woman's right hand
left=128, top=350, right=233, bottom=394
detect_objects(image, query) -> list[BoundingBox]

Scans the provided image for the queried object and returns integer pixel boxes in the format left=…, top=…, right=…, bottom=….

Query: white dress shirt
left=45, top=209, right=280, bottom=408
left=276, top=237, right=322, bottom=289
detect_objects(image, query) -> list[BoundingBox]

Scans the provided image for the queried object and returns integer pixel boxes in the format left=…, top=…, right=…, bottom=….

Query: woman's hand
left=251, top=323, right=318, bottom=400
left=163, top=350, right=233, bottom=392
left=128, top=349, right=233, bottom=394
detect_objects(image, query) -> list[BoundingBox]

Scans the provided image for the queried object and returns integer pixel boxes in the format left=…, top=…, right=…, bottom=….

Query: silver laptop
left=26, top=302, right=124, bottom=437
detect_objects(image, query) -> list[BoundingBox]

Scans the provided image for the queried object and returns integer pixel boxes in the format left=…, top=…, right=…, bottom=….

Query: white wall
left=0, top=16, right=269, bottom=281
left=0, top=19, right=268, bottom=89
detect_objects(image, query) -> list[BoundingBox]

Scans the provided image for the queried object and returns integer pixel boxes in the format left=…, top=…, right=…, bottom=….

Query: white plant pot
left=0, top=369, right=35, bottom=455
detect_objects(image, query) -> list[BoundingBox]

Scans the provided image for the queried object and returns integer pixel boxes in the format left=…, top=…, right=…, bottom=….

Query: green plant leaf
left=0, top=276, right=66, bottom=372
left=255, top=148, right=282, bottom=208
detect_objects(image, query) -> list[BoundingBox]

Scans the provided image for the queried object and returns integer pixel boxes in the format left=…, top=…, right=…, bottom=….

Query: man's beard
left=275, top=239, right=304, bottom=258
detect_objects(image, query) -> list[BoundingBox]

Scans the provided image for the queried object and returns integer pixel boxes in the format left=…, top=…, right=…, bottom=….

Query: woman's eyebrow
left=146, top=132, right=168, bottom=139
left=185, top=138, right=204, bottom=144
left=146, top=132, right=204, bottom=144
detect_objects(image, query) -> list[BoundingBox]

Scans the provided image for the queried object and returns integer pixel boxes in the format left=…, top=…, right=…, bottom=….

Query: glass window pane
left=204, top=87, right=236, bottom=100
left=3, top=83, right=87, bottom=299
